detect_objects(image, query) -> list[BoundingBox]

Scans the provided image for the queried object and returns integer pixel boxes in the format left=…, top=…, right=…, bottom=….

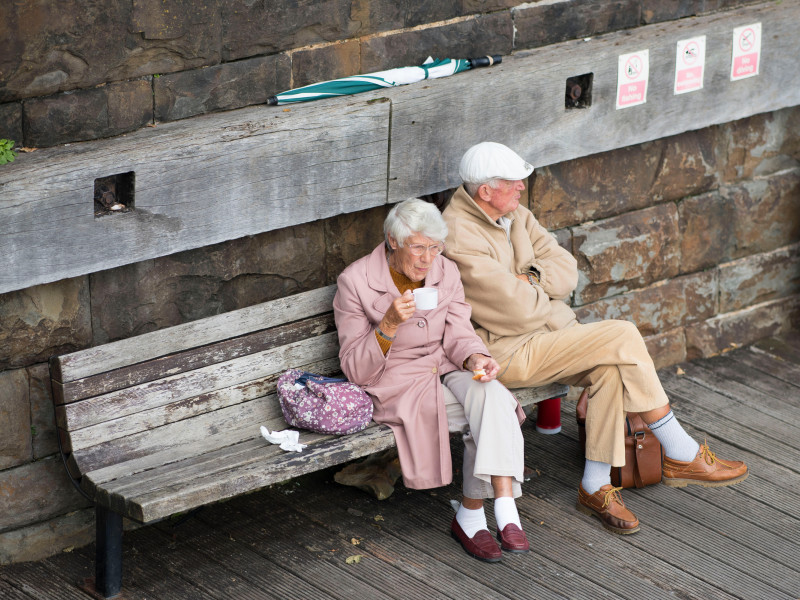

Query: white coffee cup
left=413, top=287, right=438, bottom=310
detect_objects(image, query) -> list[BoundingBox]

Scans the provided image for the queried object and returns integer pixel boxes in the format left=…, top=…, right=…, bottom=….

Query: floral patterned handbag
left=276, top=369, right=374, bottom=435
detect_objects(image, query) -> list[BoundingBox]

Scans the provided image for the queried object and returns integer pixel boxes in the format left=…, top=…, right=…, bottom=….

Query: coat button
left=432, top=367, right=438, bottom=374
left=417, top=321, right=425, bottom=328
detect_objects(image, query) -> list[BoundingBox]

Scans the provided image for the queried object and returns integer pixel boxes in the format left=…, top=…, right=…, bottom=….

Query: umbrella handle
left=468, top=55, right=503, bottom=68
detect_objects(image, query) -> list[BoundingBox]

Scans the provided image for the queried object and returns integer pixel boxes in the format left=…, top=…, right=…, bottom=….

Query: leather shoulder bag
left=575, top=389, right=663, bottom=488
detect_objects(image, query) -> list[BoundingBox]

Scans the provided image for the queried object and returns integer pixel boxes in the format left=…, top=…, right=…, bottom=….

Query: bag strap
left=296, top=372, right=347, bottom=386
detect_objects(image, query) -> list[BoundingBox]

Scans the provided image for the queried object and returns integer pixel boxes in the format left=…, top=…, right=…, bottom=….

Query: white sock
left=494, top=496, right=521, bottom=531
left=455, top=504, right=487, bottom=538
left=581, top=459, right=612, bottom=494
left=647, top=410, right=700, bottom=462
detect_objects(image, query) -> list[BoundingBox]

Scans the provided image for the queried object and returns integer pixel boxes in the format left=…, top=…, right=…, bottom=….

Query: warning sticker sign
left=730, top=23, right=761, bottom=81
left=674, top=36, right=706, bottom=95
left=616, top=49, right=649, bottom=109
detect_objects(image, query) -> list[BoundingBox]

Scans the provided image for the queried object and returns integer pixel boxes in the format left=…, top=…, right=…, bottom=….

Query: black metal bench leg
left=96, top=505, right=123, bottom=598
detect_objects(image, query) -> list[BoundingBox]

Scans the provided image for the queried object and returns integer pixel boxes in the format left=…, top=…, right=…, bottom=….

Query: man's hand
left=465, top=353, right=500, bottom=382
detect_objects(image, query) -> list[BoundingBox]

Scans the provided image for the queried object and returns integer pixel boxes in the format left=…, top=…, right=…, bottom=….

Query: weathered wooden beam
left=0, top=104, right=389, bottom=294
left=2, top=2, right=797, bottom=294
left=387, top=1, right=800, bottom=200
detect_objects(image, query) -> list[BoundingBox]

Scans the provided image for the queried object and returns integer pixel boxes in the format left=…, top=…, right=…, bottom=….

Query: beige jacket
left=443, top=186, right=579, bottom=363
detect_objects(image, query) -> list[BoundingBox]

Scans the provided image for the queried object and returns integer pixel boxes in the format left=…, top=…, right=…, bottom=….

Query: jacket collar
left=364, top=242, right=446, bottom=293
left=450, top=185, right=517, bottom=229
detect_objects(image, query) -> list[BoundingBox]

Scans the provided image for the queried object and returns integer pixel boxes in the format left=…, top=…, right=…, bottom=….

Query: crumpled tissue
left=260, top=426, right=307, bottom=452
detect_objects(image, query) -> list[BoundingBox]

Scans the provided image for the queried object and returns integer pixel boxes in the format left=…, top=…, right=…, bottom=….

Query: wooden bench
left=50, top=284, right=568, bottom=598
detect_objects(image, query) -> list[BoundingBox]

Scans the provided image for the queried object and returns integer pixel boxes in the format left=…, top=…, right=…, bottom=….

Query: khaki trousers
left=442, top=371, right=525, bottom=499
left=498, top=320, right=668, bottom=467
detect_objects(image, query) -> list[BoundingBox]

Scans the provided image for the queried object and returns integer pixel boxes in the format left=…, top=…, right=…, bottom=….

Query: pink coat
left=333, top=243, right=524, bottom=489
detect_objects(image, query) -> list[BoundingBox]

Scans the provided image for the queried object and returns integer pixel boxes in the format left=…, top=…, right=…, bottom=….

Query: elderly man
left=442, top=141, right=748, bottom=534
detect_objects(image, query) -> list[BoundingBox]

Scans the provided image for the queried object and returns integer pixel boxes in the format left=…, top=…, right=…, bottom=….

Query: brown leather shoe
left=496, top=523, right=530, bottom=553
left=450, top=517, right=502, bottom=563
left=662, top=441, right=748, bottom=488
left=576, top=484, right=640, bottom=535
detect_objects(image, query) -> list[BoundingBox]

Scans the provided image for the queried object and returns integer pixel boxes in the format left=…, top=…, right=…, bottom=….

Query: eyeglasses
left=406, top=243, right=445, bottom=256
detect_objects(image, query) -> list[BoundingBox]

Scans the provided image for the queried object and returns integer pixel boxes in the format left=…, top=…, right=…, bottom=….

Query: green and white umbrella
left=268, top=55, right=501, bottom=106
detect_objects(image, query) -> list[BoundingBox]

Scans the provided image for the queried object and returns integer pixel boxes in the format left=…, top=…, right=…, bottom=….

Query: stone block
left=406, top=0, right=462, bottom=27
left=723, top=170, right=800, bottom=259
left=573, top=204, right=681, bottom=304
left=23, top=79, right=152, bottom=147
left=717, top=111, right=800, bottom=183
left=719, top=243, right=800, bottom=313
left=1, top=0, right=219, bottom=103
left=360, top=13, right=513, bottom=73
left=685, top=294, right=800, bottom=360
left=221, top=0, right=398, bottom=62
left=641, top=0, right=703, bottom=24
left=678, top=191, right=736, bottom=274
left=324, top=205, right=391, bottom=284
left=27, top=363, right=58, bottom=460
left=0, top=369, right=31, bottom=470
left=575, top=270, right=717, bottom=338
left=0, top=277, right=91, bottom=371
left=0, top=103, right=22, bottom=145
left=0, top=1, right=129, bottom=102
left=533, top=130, right=716, bottom=230
left=463, top=0, right=519, bottom=13
left=155, top=54, right=291, bottom=122
left=644, top=327, right=687, bottom=371
left=514, top=0, right=640, bottom=49
left=291, top=41, right=360, bottom=89
left=0, top=456, right=91, bottom=533
left=0, top=508, right=94, bottom=565
left=551, top=227, right=573, bottom=256
left=90, top=221, right=327, bottom=345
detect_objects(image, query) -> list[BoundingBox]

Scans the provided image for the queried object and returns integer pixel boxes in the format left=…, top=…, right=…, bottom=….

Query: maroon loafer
left=450, top=517, right=502, bottom=563
left=496, top=523, right=530, bottom=553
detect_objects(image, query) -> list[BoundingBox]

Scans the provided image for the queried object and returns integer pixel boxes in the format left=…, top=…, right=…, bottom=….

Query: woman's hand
left=465, top=353, right=500, bottom=382
left=378, top=290, right=415, bottom=338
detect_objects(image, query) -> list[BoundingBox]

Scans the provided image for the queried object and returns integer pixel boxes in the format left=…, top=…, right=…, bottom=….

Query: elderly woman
left=333, top=198, right=529, bottom=563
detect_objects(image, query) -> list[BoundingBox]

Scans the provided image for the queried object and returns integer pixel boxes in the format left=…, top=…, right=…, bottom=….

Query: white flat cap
left=459, top=142, right=534, bottom=184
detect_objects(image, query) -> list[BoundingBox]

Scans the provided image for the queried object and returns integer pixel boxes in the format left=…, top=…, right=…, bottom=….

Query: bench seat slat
left=60, top=333, right=340, bottom=434
left=55, top=314, right=336, bottom=405
left=52, top=285, right=337, bottom=383
left=101, top=423, right=397, bottom=523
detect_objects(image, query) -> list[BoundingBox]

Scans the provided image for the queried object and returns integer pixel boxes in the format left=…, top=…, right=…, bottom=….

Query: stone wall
left=1, top=0, right=798, bottom=564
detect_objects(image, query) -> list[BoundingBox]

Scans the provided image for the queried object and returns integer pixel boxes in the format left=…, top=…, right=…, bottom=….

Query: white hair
left=384, top=198, right=448, bottom=247
left=464, top=178, right=500, bottom=198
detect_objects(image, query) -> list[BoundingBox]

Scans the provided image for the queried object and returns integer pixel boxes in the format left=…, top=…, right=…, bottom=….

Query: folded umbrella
left=268, top=55, right=501, bottom=106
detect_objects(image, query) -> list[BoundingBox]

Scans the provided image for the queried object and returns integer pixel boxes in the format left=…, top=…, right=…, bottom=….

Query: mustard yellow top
left=376, top=268, right=423, bottom=354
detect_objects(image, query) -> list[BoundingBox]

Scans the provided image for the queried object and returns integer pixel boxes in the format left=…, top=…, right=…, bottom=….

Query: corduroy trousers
left=498, top=319, right=669, bottom=467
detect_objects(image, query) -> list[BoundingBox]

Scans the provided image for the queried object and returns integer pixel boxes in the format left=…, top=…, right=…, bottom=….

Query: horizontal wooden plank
left=61, top=331, right=340, bottom=435
left=57, top=313, right=336, bottom=404
left=0, top=100, right=390, bottom=295
left=53, top=285, right=337, bottom=383
left=113, top=423, right=396, bottom=522
left=62, top=356, right=341, bottom=451
left=387, top=1, right=800, bottom=201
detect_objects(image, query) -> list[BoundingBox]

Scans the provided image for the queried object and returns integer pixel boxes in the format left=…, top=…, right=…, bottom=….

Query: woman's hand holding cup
left=379, top=290, right=415, bottom=338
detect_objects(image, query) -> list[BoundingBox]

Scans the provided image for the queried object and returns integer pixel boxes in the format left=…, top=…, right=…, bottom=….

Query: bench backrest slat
left=52, top=285, right=338, bottom=383
left=53, top=314, right=336, bottom=405
left=58, top=332, right=340, bottom=437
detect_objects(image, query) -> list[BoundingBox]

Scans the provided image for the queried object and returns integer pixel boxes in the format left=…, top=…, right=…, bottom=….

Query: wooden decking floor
left=2, top=333, right=799, bottom=599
